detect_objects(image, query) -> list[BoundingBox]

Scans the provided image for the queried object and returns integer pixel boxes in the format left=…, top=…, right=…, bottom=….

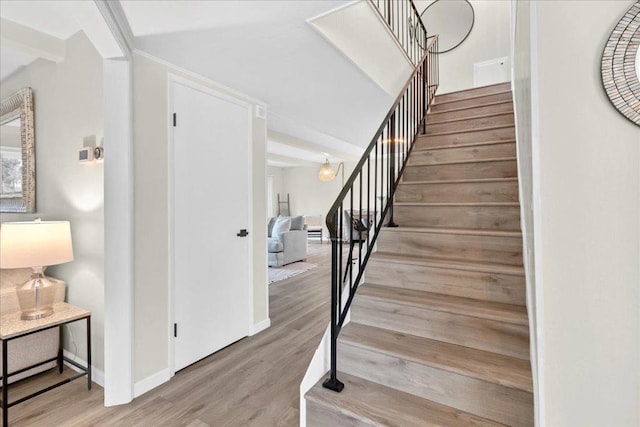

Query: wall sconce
left=318, top=159, right=345, bottom=187
left=79, top=146, right=104, bottom=163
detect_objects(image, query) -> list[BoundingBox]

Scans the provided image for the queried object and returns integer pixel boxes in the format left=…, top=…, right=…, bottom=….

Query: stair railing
left=369, top=0, right=428, bottom=65
left=322, top=34, right=439, bottom=393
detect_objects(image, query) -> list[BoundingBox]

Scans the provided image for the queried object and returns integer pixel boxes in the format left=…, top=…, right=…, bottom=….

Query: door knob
left=237, top=229, right=249, bottom=237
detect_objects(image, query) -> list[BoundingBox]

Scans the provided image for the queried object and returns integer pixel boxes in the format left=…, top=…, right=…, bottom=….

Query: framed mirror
left=601, top=1, right=640, bottom=126
left=0, top=87, right=35, bottom=213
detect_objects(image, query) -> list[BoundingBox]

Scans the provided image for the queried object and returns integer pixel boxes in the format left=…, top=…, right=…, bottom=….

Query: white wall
left=280, top=163, right=356, bottom=239
left=267, top=165, right=284, bottom=217
left=524, top=1, right=640, bottom=425
left=436, top=0, right=511, bottom=94
left=132, top=53, right=268, bottom=387
left=0, top=32, right=105, bottom=375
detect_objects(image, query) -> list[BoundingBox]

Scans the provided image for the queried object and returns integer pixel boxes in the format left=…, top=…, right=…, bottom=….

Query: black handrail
left=369, top=0, right=428, bottom=65
left=322, top=34, right=439, bottom=393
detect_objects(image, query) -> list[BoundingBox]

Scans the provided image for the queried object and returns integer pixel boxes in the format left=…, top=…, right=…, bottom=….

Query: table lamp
left=0, top=220, right=74, bottom=320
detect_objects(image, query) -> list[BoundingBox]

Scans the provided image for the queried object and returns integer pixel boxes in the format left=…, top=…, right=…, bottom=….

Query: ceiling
left=1, top=0, right=411, bottom=168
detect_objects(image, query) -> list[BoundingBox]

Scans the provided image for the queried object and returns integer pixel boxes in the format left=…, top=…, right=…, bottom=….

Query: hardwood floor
left=4, top=243, right=332, bottom=426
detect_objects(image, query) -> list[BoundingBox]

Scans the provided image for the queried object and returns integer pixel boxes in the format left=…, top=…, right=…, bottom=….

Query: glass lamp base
left=16, top=268, right=56, bottom=320
left=20, top=307, right=54, bottom=320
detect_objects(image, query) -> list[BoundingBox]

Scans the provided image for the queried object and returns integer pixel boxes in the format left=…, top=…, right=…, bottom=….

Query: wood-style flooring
left=3, top=243, right=332, bottom=426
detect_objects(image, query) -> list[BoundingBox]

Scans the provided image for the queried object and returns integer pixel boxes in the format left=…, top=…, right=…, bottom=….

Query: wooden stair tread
left=434, top=90, right=511, bottom=105
left=426, top=112, right=514, bottom=126
left=306, top=372, right=506, bottom=427
left=341, top=322, right=533, bottom=392
left=357, top=284, right=528, bottom=326
left=370, top=252, right=525, bottom=276
left=434, top=82, right=511, bottom=104
left=399, top=177, right=518, bottom=185
left=437, top=82, right=509, bottom=93
left=382, top=226, right=521, bottom=238
left=414, top=140, right=516, bottom=152
left=395, top=202, right=519, bottom=207
left=425, top=124, right=515, bottom=137
left=428, top=100, right=513, bottom=116
left=406, top=156, right=517, bottom=167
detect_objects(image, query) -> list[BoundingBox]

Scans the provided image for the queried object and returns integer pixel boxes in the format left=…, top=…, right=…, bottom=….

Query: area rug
left=268, top=262, right=317, bottom=284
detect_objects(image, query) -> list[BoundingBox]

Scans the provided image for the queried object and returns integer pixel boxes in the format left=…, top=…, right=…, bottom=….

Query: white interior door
left=473, top=56, right=510, bottom=87
left=171, top=79, right=251, bottom=372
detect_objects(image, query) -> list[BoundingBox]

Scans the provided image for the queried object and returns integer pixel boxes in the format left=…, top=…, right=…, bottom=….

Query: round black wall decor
left=421, top=0, right=475, bottom=54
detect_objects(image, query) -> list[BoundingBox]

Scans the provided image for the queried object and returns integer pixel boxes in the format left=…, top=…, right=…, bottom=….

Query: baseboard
left=63, top=350, right=105, bottom=388
left=249, top=318, right=271, bottom=335
left=133, top=368, right=171, bottom=398
left=299, top=324, right=331, bottom=427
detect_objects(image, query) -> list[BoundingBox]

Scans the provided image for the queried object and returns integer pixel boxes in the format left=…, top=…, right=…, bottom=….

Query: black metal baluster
left=347, top=192, right=355, bottom=289
left=323, top=32, right=438, bottom=392
left=367, top=157, right=371, bottom=250
left=359, top=171, right=363, bottom=274
left=387, top=113, right=397, bottom=227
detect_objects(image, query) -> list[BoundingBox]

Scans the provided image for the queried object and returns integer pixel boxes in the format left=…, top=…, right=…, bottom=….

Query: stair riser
left=409, top=142, right=516, bottom=165
left=415, top=127, right=515, bottom=149
left=431, top=92, right=512, bottom=113
left=395, top=180, right=519, bottom=203
left=428, top=102, right=513, bottom=123
left=351, top=299, right=530, bottom=359
left=339, top=341, right=533, bottom=426
left=403, top=160, right=517, bottom=181
left=393, top=205, right=521, bottom=231
left=435, top=83, right=511, bottom=104
left=377, top=230, right=523, bottom=266
left=307, top=400, right=371, bottom=427
left=426, top=114, right=514, bottom=134
left=366, top=260, right=526, bottom=305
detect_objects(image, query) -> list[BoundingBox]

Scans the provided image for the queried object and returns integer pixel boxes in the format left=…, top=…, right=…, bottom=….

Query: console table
left=0, top=303, right=91, bottom=427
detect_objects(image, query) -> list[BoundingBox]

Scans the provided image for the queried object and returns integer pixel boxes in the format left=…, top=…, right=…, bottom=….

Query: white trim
left=102, top=58, right=134, bottom=407
left=95, top=0, right=135, bottom=408
left=94, top=0, right=134, bottom=56
left=133, top=368, right=171, bottom=398
left=529, top=1, right=545, bottom=424
left=92, top=1, right=131, bottom=55
left=247, top=103, right=255, bottom=335
left=167, top=74, right=176, bottom=378
left=249, top=318, right=271, bottom=336
left=135, top=49, right=267, bottom=107
left=299, top=325, right=331, bottom=427
left=167, top=75, right=254, bottom=377
left=63, top=350, right=105, bottom=388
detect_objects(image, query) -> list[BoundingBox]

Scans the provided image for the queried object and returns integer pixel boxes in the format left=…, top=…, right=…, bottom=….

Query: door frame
left=167, top=73, right=254, bottom=377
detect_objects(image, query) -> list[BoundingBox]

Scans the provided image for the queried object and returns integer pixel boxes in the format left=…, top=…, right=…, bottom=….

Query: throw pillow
left=267, top=217, right=277, bottom=237
left=290, top=216, right=304, bottom=231
left=272, top=217, right=291, bottom=238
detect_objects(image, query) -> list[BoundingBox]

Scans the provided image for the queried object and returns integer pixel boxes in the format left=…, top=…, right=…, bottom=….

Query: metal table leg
left=86, top=316, right=91, bottom=390
left=3, top=339, right=8, bottom=427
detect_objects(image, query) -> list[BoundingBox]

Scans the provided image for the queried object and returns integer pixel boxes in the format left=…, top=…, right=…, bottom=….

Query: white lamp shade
left=0, top=221, right=74, bottom=269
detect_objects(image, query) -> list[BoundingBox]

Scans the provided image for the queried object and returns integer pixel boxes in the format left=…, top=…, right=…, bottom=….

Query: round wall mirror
left=601, top=1, right=640, bottom=126
left=421, top=0, right=474, bottom=54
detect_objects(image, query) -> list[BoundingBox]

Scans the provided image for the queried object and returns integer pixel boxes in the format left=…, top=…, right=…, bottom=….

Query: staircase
left=306, top=82, right=534, bottom=426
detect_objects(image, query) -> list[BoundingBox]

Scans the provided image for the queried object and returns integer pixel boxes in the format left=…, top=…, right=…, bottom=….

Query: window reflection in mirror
left=1, top=117, right=23, bottom=197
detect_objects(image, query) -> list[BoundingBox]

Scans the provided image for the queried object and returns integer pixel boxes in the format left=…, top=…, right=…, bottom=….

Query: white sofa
left=0, top=268, right=65, bottom=383
left=267, top=216, right=308, bottom=267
